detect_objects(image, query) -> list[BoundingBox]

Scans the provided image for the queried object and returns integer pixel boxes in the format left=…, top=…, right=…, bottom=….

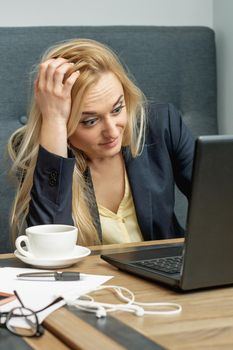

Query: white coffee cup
left=15, top=224, right=78, bottom=259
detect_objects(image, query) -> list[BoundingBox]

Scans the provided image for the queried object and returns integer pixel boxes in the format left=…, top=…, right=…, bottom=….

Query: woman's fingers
left=37, top=58, right=57, bottom=90
left=35, top=58, right=80, bottom=123
left=64, top=70, right=80, bottom=94
left=53, top=62, right=76, bottom=91
left=46, top=58, right=67, bottom=89
left=37, top=58, right=68, bottom=92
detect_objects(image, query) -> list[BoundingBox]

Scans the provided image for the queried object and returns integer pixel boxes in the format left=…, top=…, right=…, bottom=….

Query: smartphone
left=0, top=292, right=16, bottom=305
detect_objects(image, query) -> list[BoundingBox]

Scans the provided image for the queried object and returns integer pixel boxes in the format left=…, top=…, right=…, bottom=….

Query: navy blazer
left=27, top=103, right=195, bottom=241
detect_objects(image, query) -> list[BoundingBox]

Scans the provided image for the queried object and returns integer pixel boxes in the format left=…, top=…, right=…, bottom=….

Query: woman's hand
left=35, top=58, right=80, bottom=157
left=35, top=58, right=79, bottom=124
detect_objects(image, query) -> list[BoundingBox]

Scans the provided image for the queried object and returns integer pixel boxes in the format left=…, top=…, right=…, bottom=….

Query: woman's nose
left=102, top=118, right=118, bottom=138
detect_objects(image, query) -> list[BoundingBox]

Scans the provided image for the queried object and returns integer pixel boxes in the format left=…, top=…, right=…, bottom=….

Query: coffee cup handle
left=15, top=236, right=33, bottom=257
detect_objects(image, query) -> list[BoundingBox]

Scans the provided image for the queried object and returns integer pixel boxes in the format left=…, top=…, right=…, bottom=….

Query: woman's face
left=69, top=72, right=128, bottom=161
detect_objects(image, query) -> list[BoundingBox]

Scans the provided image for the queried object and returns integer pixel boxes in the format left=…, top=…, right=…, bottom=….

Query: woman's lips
left=99, top=137, right=119, bottom=148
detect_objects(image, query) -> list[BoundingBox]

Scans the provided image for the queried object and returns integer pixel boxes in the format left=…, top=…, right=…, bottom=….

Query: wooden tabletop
left=2, top=239, right=233, bottom=350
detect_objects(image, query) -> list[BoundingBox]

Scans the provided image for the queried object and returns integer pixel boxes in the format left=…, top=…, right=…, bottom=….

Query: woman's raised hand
left=35, top=58, right=79, bottom=124
left=35, top=58, right=80, bottom=157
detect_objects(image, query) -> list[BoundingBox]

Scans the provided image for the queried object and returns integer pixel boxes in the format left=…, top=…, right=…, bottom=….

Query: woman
left=8, top=38, right=194, bottom=246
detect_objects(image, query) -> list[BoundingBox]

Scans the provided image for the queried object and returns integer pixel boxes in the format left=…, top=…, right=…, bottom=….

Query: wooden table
left=1, top=239, right=233, bottom=350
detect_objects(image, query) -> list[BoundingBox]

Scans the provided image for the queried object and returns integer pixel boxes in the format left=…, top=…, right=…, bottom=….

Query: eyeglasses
left=0, top=290, right=44, bottom=337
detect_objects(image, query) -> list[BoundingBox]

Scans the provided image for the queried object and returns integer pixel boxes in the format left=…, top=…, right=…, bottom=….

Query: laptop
left=101, top=135, right=233, bottom=291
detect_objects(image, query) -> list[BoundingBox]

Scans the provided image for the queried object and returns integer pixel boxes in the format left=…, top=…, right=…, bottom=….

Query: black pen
left=16, top=271, right=83, bottom=281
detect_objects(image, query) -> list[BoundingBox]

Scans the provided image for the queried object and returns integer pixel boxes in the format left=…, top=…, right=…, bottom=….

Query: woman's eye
left=81, top=118, right=98, bottom=127
left=112, top=105, right=125, bottom=115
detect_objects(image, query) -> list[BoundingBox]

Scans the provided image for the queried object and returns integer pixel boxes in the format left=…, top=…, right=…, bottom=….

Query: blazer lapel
left=123, top=147, right=153, bottom=241
left=84, top=168, right=103, bottom=243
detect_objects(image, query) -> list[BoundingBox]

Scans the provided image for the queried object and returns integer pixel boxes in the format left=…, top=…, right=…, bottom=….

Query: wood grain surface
left=2, top=239, right=233, bottom=350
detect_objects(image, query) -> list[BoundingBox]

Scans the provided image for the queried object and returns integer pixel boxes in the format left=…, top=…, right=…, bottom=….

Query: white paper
left=0, top=267, right=113, bottom=328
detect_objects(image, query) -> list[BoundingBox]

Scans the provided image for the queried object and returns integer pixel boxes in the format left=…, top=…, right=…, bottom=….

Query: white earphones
left=64, top=285, right=182, bottom=318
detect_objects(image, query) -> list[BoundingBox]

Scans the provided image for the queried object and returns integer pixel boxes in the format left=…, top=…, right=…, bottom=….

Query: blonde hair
left=8, top=38, right=147, bottom=246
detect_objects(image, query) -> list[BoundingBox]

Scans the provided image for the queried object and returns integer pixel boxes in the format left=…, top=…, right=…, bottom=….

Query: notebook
left=101, top=135, right=233, bottom=291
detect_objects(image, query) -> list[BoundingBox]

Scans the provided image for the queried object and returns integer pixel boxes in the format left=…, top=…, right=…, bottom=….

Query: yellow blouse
left=97, top=171, right=144, bottom=244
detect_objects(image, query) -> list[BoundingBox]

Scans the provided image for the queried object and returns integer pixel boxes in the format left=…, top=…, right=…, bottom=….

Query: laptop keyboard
left=134, top=256, right=183, bottom=274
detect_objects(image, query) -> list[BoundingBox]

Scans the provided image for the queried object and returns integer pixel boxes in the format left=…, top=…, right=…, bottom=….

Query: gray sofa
left=0, top=26, right=217, bottom=253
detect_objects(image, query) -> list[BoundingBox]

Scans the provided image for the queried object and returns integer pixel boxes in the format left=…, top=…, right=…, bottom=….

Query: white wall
left=213, top=0, right=233, bottom=134
left=0, top=0, right=213, bottom=27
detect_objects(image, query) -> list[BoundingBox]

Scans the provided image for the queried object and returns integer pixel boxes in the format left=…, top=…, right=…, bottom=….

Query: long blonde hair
left=8, top=38, right=147, bottom=246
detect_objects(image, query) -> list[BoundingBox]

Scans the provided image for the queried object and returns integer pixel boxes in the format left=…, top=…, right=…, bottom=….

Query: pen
left=16, top=271, right=82, bottom=281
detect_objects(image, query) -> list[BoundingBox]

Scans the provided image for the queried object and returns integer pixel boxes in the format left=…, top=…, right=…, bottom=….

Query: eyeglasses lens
left=7, top=307, right=38, bottom=337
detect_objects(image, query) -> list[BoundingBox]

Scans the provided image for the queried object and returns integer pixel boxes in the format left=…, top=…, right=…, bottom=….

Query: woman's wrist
left=40, top=119, right=68, bottom=157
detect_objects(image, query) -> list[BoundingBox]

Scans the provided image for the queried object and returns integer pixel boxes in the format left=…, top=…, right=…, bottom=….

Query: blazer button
left=49, top=170, right=58, bottom=187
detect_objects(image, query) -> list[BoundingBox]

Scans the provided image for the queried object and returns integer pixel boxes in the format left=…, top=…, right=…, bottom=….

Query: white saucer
left=14, top=245, right=91, bottom=269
